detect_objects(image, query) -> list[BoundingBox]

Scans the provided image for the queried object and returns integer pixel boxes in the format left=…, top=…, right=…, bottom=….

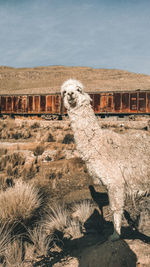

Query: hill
left=0, top=65, right=150, bottom=94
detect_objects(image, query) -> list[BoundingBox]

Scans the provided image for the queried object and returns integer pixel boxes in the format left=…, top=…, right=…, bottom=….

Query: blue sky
left=0, top=0, right=150, bottom=74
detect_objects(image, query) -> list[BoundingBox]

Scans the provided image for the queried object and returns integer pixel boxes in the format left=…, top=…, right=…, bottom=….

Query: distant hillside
left=0, top=65, right=150, bottom=94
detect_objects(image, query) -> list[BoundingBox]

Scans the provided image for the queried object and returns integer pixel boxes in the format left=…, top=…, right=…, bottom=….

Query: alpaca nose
left=68, top=92, right=74, bottom=98
left=68, top=92, right=74, bottom=96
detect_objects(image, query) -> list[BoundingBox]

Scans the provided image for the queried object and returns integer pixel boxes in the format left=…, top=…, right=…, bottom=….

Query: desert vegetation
left=0, top=117, right=149, bottom=266
left=0, top=181, right=96, bottom=266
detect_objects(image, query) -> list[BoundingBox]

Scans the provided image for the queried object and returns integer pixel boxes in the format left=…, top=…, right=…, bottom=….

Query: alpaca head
left=61, top=79, right=91, bottom=111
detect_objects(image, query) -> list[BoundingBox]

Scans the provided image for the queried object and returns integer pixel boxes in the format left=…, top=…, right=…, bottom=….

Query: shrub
left=30, top=122, right=40, bottom=129
left=22, top=130, right=31, bottom=139
left=0, top=180, right=42, bottom=224
left=0, top=148, right=7, bottom=157
left=34, top=144, right=45, bottom=156
left=47, top=133, right=55, bottom=142
left=10, top=152, right=25, bottom=168
left=0, top=175, right=5, bottom=191
left=22, top=162, right=38, bottom=180
left=64, top=219, right=82, bottom=239
left=28, top=224, right=52, bottom=257
left=0, top=223, right=13, bottom=256
left=62, top=134, right=74, bottom=144
left=0, top=177, right=14, bottom=192
left=11, top=131, right=22, bottom=140
left=0, top=152, right=25, bottom=177
left=6, top=164, right=14, bottom=177
left=44, top=205, right=68, bottom=233
left=4, top=239, right=24, bottom=267
left=72, top=200, right=94, bottom=223
left=0, top=155, right=8, bottom=171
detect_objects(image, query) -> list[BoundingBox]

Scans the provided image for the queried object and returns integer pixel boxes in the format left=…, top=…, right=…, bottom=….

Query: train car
left=0, top=90, right=150, bottom=118
left=89, top=90, right=150, bottom=116
left=0, top=93, right=61, bottom=116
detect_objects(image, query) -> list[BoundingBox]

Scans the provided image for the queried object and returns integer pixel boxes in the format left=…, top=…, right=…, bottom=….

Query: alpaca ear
left=77, top=86, right=83, bottom=93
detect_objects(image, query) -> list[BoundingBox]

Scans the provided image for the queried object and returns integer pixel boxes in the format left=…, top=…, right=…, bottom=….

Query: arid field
left=0, top=115, right=150, bottom=267
left=0, top=66, right=150, bottom=266
left=1, top=65, right=150, bottom=94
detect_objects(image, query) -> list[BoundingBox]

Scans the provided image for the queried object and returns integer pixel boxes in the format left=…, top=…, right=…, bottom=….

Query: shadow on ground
left=32, top=185, right=150, bottom=267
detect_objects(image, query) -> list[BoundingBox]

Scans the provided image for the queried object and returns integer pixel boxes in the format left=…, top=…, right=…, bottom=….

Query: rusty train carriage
left=0, top=94, right=61, bottom=115
left=89, top=91, right=150, bottom=114
left=0, top=91, right=150, bottom=116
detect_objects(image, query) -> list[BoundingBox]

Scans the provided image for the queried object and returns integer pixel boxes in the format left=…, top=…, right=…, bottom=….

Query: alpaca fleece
left=61, top=79, right=150, bottom=240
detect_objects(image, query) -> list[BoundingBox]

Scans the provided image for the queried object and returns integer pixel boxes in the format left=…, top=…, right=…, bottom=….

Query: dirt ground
left=0, top=116, right=150, bottom=266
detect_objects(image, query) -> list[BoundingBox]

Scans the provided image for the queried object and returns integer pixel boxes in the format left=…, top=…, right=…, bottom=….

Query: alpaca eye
left=63, top=90, right=66, bottom=96
left=77, top=88, right=81, bottom=93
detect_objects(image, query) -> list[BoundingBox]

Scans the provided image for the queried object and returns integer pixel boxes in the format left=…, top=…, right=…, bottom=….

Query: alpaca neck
left=68, top=103, right=101, bottom=132
left=68, top=103, right=103, bottom=157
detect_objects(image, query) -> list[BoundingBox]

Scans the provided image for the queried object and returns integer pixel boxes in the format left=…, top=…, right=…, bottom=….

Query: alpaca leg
left=109, top=209, right=123, bottom=241
left=108, top=186, right=124, bottom=241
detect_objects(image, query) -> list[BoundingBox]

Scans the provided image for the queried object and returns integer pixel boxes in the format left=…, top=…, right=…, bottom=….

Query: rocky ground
left=0, top=116, right=150, bottom=266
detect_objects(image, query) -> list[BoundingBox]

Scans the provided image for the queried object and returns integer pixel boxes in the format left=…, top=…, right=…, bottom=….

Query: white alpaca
left=61, top=79, right=150, bottom=241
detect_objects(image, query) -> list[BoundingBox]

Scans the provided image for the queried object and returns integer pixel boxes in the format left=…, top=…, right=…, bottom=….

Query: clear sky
left=0, top=0, right=150, bottom=74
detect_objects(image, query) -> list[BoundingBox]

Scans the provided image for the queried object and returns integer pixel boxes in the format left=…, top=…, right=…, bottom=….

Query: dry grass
left=44, top=205, right=68, bottom=233
left=0, top=148, right=7, bottom=157
left=0, top=180, right=42, bottom=224
left=30, top=122, right=40, bottom=129
left=72, top=200, right=94, bottom=223
left=22, top=162, right=39, bottom=181
left=4, top=239, right=24, bottom=267
left=0, top=175, right=6, bottom=191
left=0, top=223, right=13, bottom=256
left=0, top=152, right=25, bottom=172
left=64, top=219, right=82, bottom=239
left=28, top=224, right=52, bottom=257
left=0, top=126, right=31, bottom=140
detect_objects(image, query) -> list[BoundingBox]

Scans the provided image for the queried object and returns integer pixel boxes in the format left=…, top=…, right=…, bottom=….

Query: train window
left=18, top=97, right=22, bottom=112
left=94, top=94, right=100, bottom=112
left=114, top=93, right=121, bottom=111
left=122, top=93, right=129, bottom=112
left=13, top=96, right=18, bottom=112
left=1, top=96, right=6, bottom=111
left=138, top=92, right=146, bottom=112
left=56, top=95, right=59, bottom=104
left=130, top=93, right=137, bottom=111
left=47, top=95, right=52, bottom=112
left=100, top=94, right=107, bottom=112
left=34, top=96, right=40, bottom=112
left=52, top=95, right=56, bottom=113
left=40, top=95, right=46, bottom=112
left=106, top=94, right=113, bottom=112
left=28, top=96, right=33, bottom=112
left=7, top=97, right=12, bottom=112
left=55, top=95, right=60, bottom=113
left=22, top=96, right=27, bottom=113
